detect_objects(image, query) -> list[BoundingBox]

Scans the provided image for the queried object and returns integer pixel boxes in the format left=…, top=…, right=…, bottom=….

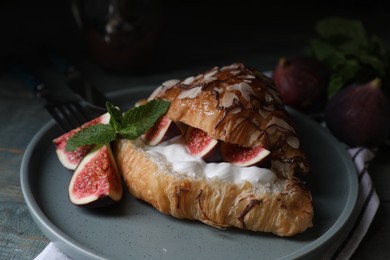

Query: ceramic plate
left=21, top=86, right=358, bottom=260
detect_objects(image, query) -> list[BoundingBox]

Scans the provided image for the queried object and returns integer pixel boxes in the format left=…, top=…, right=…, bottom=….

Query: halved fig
left=68, top=143, right=123, bottom=207
left=220, top=142, right=270, bottom=167
left=53, top=113, right=110, bottom=170
left=143, top=116, right=181, bottom=146
left=185, top=127, right=219, bottom=158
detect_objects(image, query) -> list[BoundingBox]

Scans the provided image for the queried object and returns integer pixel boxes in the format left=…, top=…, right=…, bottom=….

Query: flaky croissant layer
left=113, top=139, right=313, bottom=236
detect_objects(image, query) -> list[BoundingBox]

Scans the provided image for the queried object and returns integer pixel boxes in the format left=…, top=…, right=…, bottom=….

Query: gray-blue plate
left=21, top=86, right=358, bottom=260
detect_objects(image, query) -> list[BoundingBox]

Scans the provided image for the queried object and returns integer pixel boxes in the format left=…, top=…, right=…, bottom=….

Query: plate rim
left=20, top=86, right=359, bottom=260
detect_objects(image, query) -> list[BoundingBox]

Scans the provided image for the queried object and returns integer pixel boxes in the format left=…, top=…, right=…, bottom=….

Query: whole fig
left=272, top=56, right=329, bottom=111
left=325, top=78, right=390, bottom=148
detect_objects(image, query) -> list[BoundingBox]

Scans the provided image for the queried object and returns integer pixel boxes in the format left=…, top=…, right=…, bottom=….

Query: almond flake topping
left=226, top=82, right=255, bottom=101
left=203, top=77, right=218, bottom=84
left=195, top=73, right=203, bottom=80
left=230, top=70, right=241, bottom=76
left=230, top=107, right=242, bottom=114
left=267, top=88, right=283, bottom=105
left=266, top=117, right=295, bottom=132
left=221, top=63, right=240, bottom=71
left=162, top=79, right=180, bottom=88
left=149, top=79, right=180, bottom=100
left=287, top=136, right=300, bottom=149
left=178, top=86, right=202, bottom=99
left=183, top=76, right=195, bottom=85
left=239, top=74, right=255, bottom=79
left=221, top=92, right=238, bottom=108
left=204, top=68, right=219, bottom=79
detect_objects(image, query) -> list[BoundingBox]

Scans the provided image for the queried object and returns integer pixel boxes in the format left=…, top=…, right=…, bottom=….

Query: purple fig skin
left=76, top=195, right=119, bottom=209
left=325, top=79, right=390, bottom=148
left=272, top=56, right=329, bottom=112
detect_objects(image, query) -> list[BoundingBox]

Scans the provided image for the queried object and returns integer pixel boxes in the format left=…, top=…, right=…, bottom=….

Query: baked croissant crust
left=150, top=63, right=309, bottom=179
left=114, top=139, right=313, bottom=236
left=113, top=63, right=313, bottom=236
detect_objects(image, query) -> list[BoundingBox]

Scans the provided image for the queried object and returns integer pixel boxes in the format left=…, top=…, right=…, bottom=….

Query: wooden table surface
left=1, top=1, right=390, bottom=259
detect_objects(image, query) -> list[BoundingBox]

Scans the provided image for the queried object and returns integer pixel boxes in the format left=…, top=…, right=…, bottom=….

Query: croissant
left=113, top=63, right=313, bottom=236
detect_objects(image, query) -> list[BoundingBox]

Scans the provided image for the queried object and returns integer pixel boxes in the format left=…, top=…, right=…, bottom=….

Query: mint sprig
left=65, top=100, right=170, bottom=152
left=306, top=17, right=390, bottom=98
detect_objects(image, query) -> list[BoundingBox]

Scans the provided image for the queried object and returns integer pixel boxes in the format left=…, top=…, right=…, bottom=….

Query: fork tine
left=44, top=101, right=89, bottom=132
left=45, top=104, right=70, bottom=132
left=66, top=102, right=89, bottom=125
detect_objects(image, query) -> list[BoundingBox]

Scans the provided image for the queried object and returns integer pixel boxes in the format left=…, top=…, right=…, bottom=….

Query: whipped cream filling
left=144, top=136, right=276, bottom=187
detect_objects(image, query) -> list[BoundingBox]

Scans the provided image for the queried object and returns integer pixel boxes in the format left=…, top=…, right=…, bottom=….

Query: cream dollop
left=144, top=136, right=276, bottom=186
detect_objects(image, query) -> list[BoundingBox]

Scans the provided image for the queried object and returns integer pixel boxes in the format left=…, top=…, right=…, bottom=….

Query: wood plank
left=0, top=202, right=48, bottom=260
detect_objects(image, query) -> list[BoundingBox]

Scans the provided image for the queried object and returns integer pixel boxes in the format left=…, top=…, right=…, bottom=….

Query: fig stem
left=370, top=78, right=382, bottom=89
left=279, top=57, right=289, bottom=68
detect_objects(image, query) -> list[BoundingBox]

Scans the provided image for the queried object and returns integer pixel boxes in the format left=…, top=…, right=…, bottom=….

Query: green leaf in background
left=315, top=17, right=367, bottom=44
left=369, top=36, right=390, bottom=60
left=358, top=54, right=386, bottom=77
left=307, top=39, right=336, bottom=61
left=308, top=17, right=390, bottom=98
left=328, top=59, right=360, bottom=97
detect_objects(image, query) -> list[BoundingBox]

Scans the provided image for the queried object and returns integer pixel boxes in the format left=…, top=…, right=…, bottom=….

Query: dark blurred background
left=0, top=0, right=389, bottom=75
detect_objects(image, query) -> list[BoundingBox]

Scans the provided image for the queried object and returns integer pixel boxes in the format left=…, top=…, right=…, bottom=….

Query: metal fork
left=43, top=99, right=90, bottom=132
left=12, top=62, right=93, bottom=132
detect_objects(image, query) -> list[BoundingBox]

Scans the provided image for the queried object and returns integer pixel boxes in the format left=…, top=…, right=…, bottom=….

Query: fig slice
left=220, top=142, right=270, bottom=167
left=185, top=127, right=219, bottom=158
left=68, top=143, right=123, bottom=207
left=143, top=116, right=181, bottom=146
left=53, top=113, right=110, bottom=170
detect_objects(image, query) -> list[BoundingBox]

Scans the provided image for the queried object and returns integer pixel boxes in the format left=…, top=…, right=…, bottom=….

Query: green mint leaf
left=120, top=99, right=170, bottom=138
left=64, top=100, right=170, bottom=151
left=65, top=124, right=116, bottom=152
left=118, top=126, right=139, bottom=140
left=370, top=35, right=390, bottom=61
left=315, top=17, right=367, bottom=44
left=106, top=101, right=123, bottom=131
left=328, top=59, right=360, bottom=97
left=307, top=17, right=390, bottom=98
left=308, top=39, right=336, bottom=61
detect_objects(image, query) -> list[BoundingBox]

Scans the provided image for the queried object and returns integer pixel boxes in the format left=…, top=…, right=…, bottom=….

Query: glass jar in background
left=71, top=0, right=162, bottom=73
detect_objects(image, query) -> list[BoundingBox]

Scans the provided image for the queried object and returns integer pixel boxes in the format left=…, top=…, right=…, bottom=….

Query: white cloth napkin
left=35, top=243, right=71, bottom=260
left=34, top=147, right=379, bottom=260
left=333, top=147, right=379, bottom=259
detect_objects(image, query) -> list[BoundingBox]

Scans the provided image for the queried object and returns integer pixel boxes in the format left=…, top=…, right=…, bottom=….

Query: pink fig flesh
left=220, top=142, right=270, bottom=167
left=325, top=79, right=390, bottom=148
left=143, top=116, right=181, bottom=146
left=69, top=144, right=122, bottom=207
left=185, top=127, right=218, bottom=158
left=53, top=113, right=110, bottom=170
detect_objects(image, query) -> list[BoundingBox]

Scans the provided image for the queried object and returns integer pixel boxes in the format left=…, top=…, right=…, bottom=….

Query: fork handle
left=10, top=62, right=48, bottom=99
left=45, top=48, right=75, bottom=76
